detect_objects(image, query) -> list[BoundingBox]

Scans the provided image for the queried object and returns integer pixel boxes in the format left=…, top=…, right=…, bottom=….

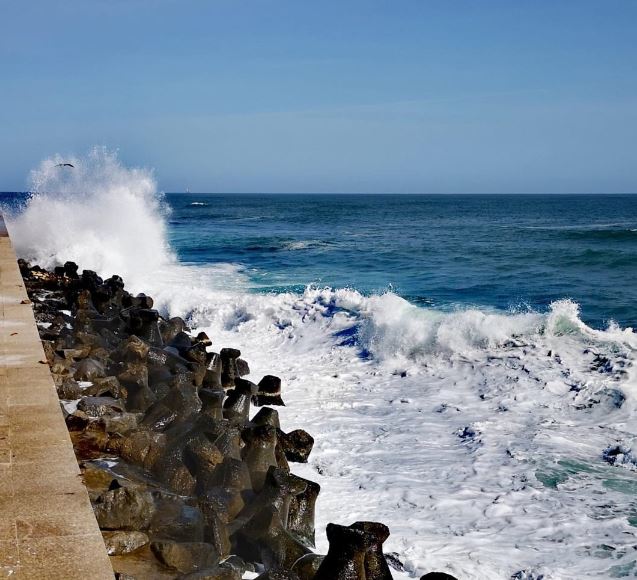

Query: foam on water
left=7, top=150, right=637, bottom=579
left=6, top=148, right=248, bottom=294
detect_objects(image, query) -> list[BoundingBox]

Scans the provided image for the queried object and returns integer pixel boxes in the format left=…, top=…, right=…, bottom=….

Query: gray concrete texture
left=0, top=214, right=114, bottom=579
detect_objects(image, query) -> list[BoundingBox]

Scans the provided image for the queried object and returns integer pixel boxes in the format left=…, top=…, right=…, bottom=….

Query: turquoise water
left=167, top=193, right=637, bottom=327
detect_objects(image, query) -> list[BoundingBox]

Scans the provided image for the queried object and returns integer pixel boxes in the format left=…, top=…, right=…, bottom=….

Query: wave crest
left=6, top=148, right=636, bottom=366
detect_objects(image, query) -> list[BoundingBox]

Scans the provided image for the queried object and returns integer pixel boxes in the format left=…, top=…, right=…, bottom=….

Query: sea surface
left=167, top=192, right=637, bottom=329
left=2, top=149, right=637, bottom=579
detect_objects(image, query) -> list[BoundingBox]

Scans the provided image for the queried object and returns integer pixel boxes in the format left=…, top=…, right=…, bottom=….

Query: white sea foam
left=281, top=240, right=331, bottom=251
left=8, top=150, right=637, bottom=579
left=6, top=148, right=249, bottom=296
left=7, top=147, right=174, bottom=285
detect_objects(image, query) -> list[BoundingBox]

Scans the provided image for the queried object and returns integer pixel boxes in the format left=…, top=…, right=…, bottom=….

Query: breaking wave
left=7, top=148, right=637, bottom=363
left=7, top=147, right=174, bottom=281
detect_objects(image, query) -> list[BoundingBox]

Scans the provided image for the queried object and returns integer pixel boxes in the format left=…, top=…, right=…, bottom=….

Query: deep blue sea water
left=165, top=193, right=637, bottom=328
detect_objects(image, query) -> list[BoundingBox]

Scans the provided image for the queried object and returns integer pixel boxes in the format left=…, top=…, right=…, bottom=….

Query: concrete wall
left=0, top=214, right=113, bottom=579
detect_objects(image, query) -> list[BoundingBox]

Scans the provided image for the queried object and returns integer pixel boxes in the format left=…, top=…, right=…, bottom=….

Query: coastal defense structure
left=0, top=214, right=113, bottom=578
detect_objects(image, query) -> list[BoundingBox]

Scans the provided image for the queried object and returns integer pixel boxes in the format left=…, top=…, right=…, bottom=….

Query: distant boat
left=186, top=187, right=191, bottom=194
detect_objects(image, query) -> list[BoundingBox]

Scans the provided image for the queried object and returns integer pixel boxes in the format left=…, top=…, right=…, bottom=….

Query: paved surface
left=0, top=214, right=113, bottom=579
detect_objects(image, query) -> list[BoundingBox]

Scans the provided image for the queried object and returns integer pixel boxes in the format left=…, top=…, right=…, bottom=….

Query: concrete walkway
left=0, top=215, right=113, bottom=578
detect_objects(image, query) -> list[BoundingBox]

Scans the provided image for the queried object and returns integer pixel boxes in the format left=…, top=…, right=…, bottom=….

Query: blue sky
left=1, top=1, right=636, bottom=193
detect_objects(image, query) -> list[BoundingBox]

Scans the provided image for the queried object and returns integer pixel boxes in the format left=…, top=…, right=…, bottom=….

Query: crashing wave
left=7, top=147, right=174, bottom=283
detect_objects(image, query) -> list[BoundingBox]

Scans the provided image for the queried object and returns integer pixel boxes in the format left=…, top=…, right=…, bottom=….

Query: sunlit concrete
left=0, top=214, right=113, bottom=579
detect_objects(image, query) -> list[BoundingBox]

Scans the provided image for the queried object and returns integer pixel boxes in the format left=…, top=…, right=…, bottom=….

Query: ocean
left=167, top=192, right=637, bottom=329
left=2, top=149, right=637, bottom=579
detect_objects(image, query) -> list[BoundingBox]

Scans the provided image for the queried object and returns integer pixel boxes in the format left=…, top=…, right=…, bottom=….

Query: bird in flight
left=54, top=163, right=75, bottom=168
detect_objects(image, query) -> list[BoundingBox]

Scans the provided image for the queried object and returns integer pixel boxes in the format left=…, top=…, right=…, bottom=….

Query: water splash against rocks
left=9, top=147, right=173, bottom=282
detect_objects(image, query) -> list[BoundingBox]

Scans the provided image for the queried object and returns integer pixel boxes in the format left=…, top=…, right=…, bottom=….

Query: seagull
left=54, top=163, right=75, bottom=168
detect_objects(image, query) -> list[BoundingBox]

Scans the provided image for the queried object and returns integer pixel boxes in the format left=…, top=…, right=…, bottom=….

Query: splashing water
left=8, top=147, right=173, bottom=283
left=6, top=149, right=637, bottom=579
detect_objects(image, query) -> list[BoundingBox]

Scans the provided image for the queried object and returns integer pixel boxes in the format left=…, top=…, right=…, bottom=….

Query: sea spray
left=8, top=147, right=173, bottom=283
left=6, top=147, right=251, bottom=301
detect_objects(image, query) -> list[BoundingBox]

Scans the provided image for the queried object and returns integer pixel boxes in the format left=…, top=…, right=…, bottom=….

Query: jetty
left=0, top=214, right=113, bottom=578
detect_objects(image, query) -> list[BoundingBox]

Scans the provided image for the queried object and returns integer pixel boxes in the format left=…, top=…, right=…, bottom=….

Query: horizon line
left=2, top=191, right=637, bottom=196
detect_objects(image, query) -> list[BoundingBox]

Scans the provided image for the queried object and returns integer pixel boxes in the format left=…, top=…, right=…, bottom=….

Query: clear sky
left=1, top=1, right=636, bottom=193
